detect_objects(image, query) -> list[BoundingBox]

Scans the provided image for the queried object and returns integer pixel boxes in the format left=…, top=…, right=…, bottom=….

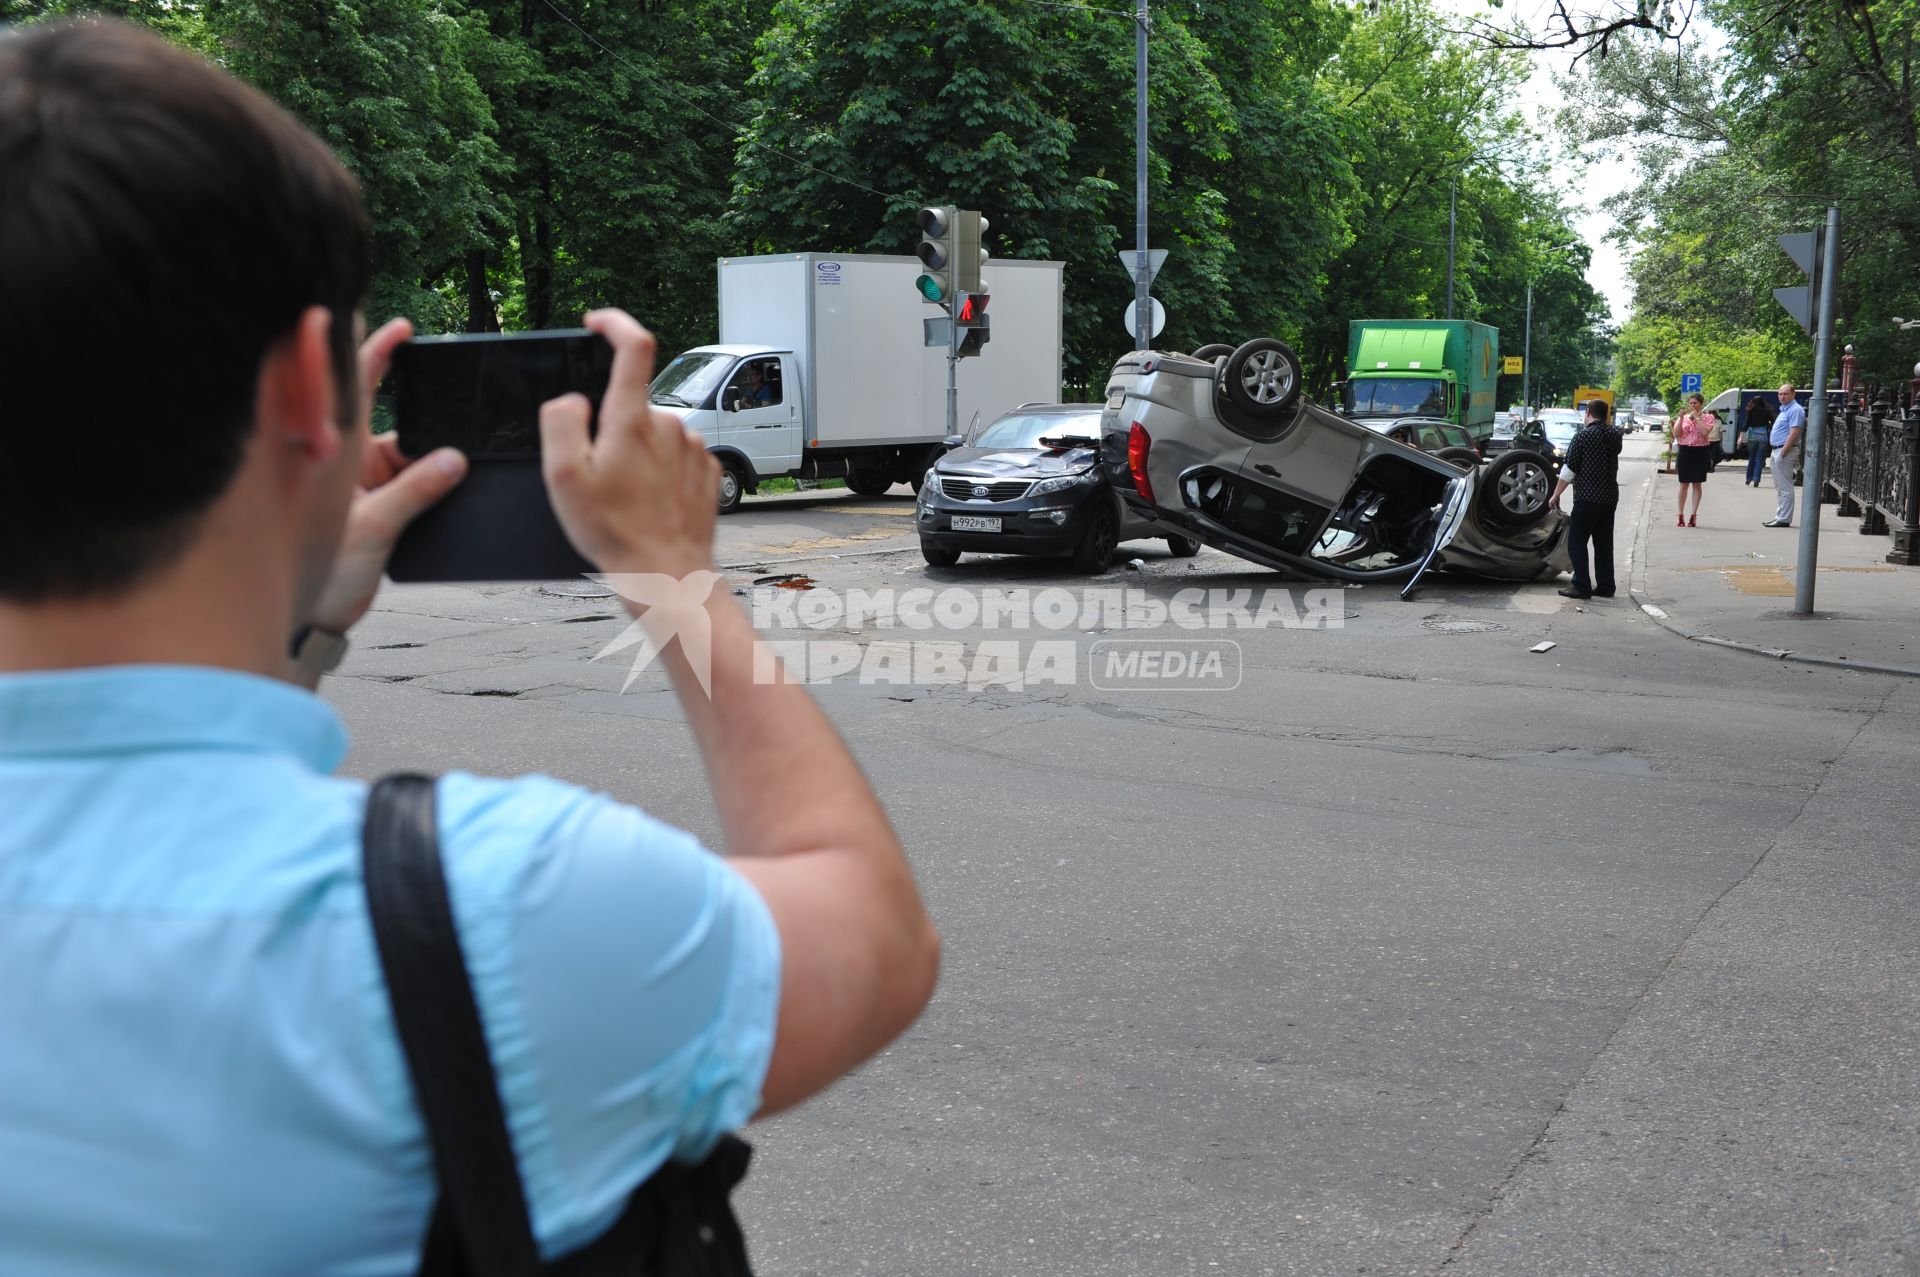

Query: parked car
left=917, top=402, right=1199, bottom=571
left=1098, top=340, right=1569, bottom=596
left=1361, top=417, right=1483, bottom=465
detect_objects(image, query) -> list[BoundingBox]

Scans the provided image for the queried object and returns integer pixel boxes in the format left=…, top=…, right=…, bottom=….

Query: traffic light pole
left=1133, top=0, right=1150, bottom=351
left=944, top=252, right=959, bottom=440
left=1793, top=204, right=1841, bottom=615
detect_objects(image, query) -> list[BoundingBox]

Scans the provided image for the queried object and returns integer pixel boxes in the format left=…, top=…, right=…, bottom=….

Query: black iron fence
left=1820, top=408, right=1920, bottom=565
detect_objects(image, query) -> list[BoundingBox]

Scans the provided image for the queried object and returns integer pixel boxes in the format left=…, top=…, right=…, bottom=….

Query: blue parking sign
left=1680, top=373, right=1703, bottom=394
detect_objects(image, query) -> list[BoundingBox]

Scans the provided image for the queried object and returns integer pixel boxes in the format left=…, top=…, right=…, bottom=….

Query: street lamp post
left=1523, top=242, right=1578, bottom=414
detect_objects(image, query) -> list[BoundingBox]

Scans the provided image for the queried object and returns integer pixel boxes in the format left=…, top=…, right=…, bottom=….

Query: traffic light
left=956, top=291, right=990, bottom=358
left=916, top=205, right=955, bottom=307
left=955, top=210, right=990, bottom=294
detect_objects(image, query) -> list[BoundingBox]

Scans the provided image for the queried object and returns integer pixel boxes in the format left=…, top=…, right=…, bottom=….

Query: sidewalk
left=1627, top=453, right=1920, bottom=676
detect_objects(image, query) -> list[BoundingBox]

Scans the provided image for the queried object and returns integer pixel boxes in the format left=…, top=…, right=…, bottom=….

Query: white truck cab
left=651, top=345, right=805, bottom=493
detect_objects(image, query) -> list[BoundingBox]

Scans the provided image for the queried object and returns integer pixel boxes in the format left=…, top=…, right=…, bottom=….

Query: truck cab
left=649, top=344, right=804, bottom=499
left=1341, top=320, right=1500, bottom=448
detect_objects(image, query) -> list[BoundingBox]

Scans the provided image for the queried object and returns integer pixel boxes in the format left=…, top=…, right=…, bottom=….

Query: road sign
left=1118, top=248, right=1168, bottom=286
left=923, top=317, right=951, bottom=348
left=1502, top=356, right=1523, bottom=375
left=1680, top=373, right=1703, bottom=395
left=1773, top=229, right=1825, bottom=334
left=1123, top=296, right=1166, bottom=339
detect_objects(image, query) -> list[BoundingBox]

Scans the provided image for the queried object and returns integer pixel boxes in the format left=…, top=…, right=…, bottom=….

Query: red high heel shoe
left=1677, top=514, right=1686, bottom=527
left=1687, top=514, right=1697, bottom=527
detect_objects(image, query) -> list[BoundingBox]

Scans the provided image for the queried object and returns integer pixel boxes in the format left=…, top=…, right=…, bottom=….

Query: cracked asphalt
left=325, top=446, right=1919, bottom=1276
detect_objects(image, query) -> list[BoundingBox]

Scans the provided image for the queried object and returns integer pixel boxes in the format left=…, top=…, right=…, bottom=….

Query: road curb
left=1625, top=470, right=1920, bottom=679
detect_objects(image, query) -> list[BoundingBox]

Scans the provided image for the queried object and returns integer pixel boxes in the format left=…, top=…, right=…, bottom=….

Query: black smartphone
left=385, top=331, right=614, bottom=582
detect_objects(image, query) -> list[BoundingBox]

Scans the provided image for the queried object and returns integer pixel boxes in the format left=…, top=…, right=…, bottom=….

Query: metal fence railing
left=1821, top=408, right=1920, bottom=565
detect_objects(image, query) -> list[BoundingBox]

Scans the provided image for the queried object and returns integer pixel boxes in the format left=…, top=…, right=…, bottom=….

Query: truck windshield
left=973, top=410, right=1101, bottom=449
left=1342, top=378, right=1449, bottom=418
left=651, top=352, right=735, bottom=407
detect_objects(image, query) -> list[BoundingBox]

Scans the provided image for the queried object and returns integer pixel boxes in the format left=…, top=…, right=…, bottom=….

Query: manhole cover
left=540, top=579, right=615, bottom=599
left=1422, top=618, right=1508, bottom=634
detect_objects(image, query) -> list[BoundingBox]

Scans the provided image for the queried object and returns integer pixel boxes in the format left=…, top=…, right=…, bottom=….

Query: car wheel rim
left=719, top=472, right=739, bottom=505
left=1240, top=351, right=1295, bottom=404
left=1499, top=462, right=1548, bottom=514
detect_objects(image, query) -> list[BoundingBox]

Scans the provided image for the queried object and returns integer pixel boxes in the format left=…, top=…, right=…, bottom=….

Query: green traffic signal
left=916, top=273, right=945, bottom=303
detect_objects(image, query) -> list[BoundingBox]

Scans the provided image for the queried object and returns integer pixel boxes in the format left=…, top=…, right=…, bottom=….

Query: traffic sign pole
left=1795, top=205, right=1841, bottom=615
left=1134, top=0, right=1150, bottom=351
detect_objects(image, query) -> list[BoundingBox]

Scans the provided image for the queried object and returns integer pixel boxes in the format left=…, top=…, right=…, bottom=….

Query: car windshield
left=972, top=410, right=1100, bottom=450
left=1538, top=413, right=1582, bottom=447
left=1342, top=377, right=1450, bottom=418
left=650, top=351, right=734, bottom=406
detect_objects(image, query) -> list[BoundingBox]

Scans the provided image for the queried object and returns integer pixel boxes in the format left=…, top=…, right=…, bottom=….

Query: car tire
left=908, top=445, right=944, bottom=494
left=921, top=540, right=961, bottom=567
left=846, top=471, right=892, bottom=497
left=1071, top=502, right=1119, bottom=573
left=1479, top=448, right=1554, bottom=529
left=1191, top=343, right=1234, bottom=361
left=1217, top=338, right=1303, bottom=420
left=1165, top=534, right=1202, bottom=557
left=1435, top=446, right=1481, bottom=470
left=717, top=461, right=744, bottom=515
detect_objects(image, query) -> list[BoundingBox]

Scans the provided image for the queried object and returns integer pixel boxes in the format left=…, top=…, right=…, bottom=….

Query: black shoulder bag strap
left=363, top=773, right=544, bottom=1277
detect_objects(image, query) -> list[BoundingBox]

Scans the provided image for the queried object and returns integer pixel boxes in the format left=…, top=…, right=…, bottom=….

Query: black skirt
left=1676, top=444, right=1713, bottom=483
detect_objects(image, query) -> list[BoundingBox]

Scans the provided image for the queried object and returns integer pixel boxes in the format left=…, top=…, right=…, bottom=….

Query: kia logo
left=971, top=485, right=989, bottom=498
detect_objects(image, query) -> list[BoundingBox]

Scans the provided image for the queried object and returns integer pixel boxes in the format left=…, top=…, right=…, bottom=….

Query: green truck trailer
left=1340, top=319, right=1501, bottom=445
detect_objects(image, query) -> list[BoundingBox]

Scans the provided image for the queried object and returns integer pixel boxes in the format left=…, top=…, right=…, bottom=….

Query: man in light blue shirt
left=0, top=21, right=938, bottom=1275
left=1766, top=383, right=1808, bottom=527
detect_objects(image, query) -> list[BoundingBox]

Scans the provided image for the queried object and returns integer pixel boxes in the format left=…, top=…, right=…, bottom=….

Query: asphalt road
left=326, top=434, right=1919, bottom=1275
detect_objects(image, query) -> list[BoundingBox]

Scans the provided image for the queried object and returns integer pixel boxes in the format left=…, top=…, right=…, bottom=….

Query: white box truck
left=649, top=253, right=1065, bottom=512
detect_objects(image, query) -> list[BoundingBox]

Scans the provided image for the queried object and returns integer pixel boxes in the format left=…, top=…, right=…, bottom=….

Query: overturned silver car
left=1098, top=340, right=1568, bottom=596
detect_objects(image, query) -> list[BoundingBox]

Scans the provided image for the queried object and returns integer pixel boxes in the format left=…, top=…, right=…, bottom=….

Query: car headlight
left=1030, top=470, right=1097, bottom=497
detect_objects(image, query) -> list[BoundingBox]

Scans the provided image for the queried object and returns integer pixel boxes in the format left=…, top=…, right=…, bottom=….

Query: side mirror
left=722, top=388, right=742, bottom=412
left=943, top=434, right=966, bottom=450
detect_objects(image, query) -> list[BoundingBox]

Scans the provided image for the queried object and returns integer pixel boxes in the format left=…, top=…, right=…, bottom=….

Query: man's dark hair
left=0, top=19, right=371, bottom=601
left=1587, top=400, right=1610, bottom=424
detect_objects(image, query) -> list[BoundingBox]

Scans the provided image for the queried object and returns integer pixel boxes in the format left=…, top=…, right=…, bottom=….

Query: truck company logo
left=814, top=261, right=843, bottom=286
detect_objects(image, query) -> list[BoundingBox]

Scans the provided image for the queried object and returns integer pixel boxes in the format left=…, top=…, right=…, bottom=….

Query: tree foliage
left=3, top=0, right=1612, bottom=401
left=1555, top=0, right=1920, bottom=402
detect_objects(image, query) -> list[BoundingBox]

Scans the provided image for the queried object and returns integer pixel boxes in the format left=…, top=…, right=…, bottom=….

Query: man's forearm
left=649, top=589, right=901, bottom=866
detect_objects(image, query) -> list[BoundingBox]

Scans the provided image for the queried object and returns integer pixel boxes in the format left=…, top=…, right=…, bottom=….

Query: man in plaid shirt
left=1550, top=400, right=1623, bottom=599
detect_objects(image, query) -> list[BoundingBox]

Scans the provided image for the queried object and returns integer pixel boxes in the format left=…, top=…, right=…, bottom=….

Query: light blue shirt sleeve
left=432, top=773, right=780, bottom=1259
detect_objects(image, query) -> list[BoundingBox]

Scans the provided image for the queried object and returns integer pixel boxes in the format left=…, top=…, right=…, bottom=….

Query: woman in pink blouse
left=1672, top=393, right=1718, bottom=526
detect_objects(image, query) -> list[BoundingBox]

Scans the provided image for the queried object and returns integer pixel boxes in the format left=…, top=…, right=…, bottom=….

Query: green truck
left=1340, top=319, right=1501, bottom=445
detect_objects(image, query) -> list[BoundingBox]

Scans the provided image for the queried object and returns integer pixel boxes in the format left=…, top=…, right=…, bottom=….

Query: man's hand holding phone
left=538, top=310, right=721, bottom=583
left=306, top=317, right=468, bottom=636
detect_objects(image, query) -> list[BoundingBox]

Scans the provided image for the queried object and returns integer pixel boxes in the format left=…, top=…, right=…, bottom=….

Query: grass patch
left=760, top=477, right=845, bottom=494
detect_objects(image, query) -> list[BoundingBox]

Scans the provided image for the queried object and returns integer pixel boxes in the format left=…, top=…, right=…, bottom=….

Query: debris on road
left=753, top=573, right=816, bottom=590
left=1530, top=641, right=1557, bottom=653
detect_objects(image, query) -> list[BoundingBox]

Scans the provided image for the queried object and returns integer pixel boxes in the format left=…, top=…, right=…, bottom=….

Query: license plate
left=951, top=515, right=1001, bottom=532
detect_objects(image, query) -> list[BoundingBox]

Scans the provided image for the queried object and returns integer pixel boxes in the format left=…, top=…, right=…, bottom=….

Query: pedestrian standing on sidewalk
left=1744, top=394, right=1778, bottom=486
left=1672, top=393, right=1717, bottom=526
left=1766, top=383, right=1806, bottom=527
left=1550, top=398, right=1623, bottom=599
